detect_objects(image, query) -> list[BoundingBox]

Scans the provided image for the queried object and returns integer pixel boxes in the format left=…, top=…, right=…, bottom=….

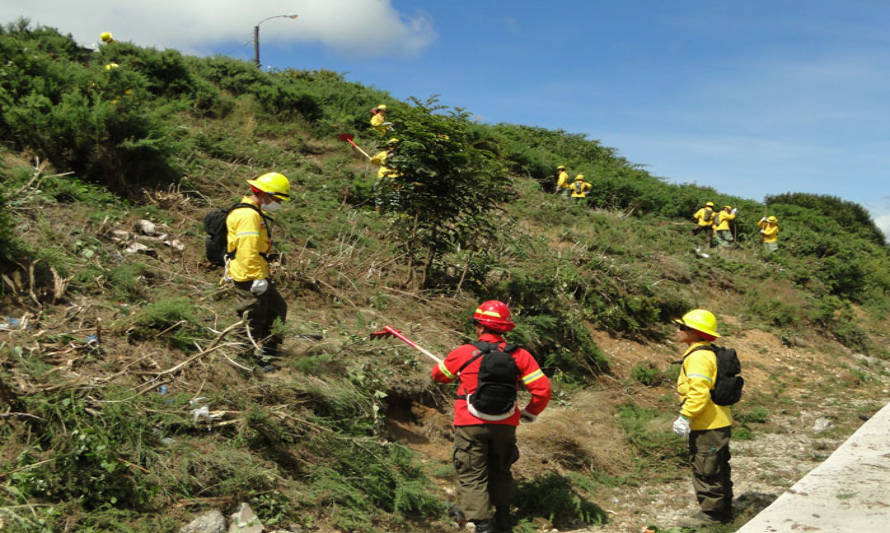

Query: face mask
left=263, top=200, right=282, bottom=212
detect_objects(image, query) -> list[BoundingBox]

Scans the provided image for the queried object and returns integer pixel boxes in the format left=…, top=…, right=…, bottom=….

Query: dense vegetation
left=1, top=20, right=888, bottom=532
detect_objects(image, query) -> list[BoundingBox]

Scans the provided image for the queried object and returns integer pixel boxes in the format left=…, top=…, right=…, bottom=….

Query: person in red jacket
left=432, top=300, right=551, bottom=533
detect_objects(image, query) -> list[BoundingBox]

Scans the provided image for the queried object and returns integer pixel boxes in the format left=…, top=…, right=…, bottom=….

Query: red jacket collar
left=477, top=332, right=505, bottom=344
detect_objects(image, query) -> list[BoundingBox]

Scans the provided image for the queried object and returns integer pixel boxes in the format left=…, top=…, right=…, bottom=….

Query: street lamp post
left=254, top=13, right=298, bottom=69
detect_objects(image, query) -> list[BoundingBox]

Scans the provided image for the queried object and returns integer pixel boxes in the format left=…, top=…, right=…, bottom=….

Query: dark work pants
left=453, top=424, right=519, bottom=521
left=232, top=280, right=287, bottom=353
left=689, top=426, right=733, bottom=518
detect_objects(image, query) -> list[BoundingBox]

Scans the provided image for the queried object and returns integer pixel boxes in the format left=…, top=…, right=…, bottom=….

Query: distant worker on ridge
left=757, top=215, right=779, bottom=253
left=99, top=31, right=114, bottom=44
left=370, top=103, right=391, bottom=135
left=555, top=165, right=571, bottom=197
left=432, top=300, right=551, bottom=533
left=713, top=205, right=738, bottom=248
left=692, top=201, right=717, bottom=248
left=570, top=174, right=592, bottom=200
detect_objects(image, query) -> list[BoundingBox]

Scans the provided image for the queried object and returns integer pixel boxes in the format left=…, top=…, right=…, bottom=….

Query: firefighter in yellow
left=555, top=165, right=571, bottom=197
left=672, top=309, right=733, bottom=526
left=713, top=205, right=738, bottom=248
left=227, top=172, right=290, bottom=368
left=570, top=174, right=592, bottom=199
left=99, top=31, right=114, bottom=44
left=692, top=202, right=717, bottom=247
left=757, top=215, right=779, bottom=253
left=370, top=138, right=400, bottom=179
left=370, top=104, right=391, bottom=135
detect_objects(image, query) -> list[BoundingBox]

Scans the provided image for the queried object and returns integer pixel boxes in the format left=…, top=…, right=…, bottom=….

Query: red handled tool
left=370, top=326, right=442, bottom=364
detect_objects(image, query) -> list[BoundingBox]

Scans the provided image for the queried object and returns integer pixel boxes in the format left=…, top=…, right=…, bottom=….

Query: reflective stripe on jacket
left=431, top=332, right=551, bottom=426
left=226, top=196, right=271, bottom=282
left=677, top=342, right=732, bottom=430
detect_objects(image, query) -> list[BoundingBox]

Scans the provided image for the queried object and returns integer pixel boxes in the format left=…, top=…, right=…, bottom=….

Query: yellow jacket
left=370, top=113, right=389, bottom=134
left=370, top=150, right=399, bottom=179
left=226, top=197, right=271, bottom=282
left=758, top=220, right=778, bottom=243
left=677, top=342, right=732, bottom=430
left=570, top=180, right=592, bottom=197
left=714, top=211, right=736, bottom=231
left=693, top=207, right=716, bottom=227
left=556, top=170, right=570, bottom=190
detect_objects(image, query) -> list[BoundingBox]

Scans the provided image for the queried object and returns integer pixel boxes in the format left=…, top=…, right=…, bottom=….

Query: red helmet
left=472, top=300, right=515, bottom=332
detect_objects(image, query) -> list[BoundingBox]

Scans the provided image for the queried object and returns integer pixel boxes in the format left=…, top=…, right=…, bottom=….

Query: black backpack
left=687, top=345, right=744, bottom=406
left=202, top=203, right=271, bottom=267
left=457, top=341, right=520, bottom=417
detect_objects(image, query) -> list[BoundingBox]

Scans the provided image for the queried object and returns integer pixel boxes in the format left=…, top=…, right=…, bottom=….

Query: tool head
left=338, top=133, right=354, bottom=142
left=370, top=326, right=400, bottom=339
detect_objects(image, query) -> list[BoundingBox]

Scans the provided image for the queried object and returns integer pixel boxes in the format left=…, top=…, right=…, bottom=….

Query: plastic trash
left=158, top=385, right=168, bottom=395
left=0, top=317, right=24, bottom=331
left=86, top=335, right=98, bottom=345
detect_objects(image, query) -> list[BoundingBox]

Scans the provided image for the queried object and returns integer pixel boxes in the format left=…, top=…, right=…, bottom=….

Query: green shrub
left=128, top=297, right=206, bottom=351
left=616, top=402, right=685, bottom=461
left=631, top=361, right=664, bottom=386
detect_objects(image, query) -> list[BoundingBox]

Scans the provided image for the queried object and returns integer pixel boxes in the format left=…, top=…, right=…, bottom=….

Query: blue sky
left=5, top=1, right=890, bottom=236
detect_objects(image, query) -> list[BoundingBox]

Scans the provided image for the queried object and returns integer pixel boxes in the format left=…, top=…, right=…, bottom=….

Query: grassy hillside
left=1, top=21, right=889, bottom=532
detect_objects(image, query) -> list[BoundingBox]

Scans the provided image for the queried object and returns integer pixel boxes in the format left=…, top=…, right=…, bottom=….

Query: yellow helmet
left=376, top=104, right=387, bottom=111
left=100, top=32, right=114, bottom=43
left=575, top=174, right=584, bottom=180
left=705, top=201, right=715, bottom=208
left=767, top=215, right=777, bottom=223
left=247, top=172, right=291, bottom=202
left=104, top=62, right=119, bottom=70
left=385, top=137, right=399, bottom=145
left=673, top=309, right=720, bottom=338
left=557, top=165, right=566, bottom=170
left=723, top=205, right=732, bottom=210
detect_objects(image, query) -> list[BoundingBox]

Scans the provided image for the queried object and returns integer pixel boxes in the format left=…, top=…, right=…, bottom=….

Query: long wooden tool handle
left=384, top=326, right=442, bottom=364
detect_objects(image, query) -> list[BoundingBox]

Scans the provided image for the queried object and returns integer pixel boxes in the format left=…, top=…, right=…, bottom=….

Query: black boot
left=471, top=519, right=492, bottom=533
left=494, top=506, right=512, bottom=531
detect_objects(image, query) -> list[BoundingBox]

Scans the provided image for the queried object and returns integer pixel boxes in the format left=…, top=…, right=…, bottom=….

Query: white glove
left=519, top=409, right=537, bottom=423
left=731, top=208, right=738, bottom=215
left=250, top=279, right=269, bottom=296
left=672, top=415, right=690, bottom=438
left=760, top=216, right=767, bottom=223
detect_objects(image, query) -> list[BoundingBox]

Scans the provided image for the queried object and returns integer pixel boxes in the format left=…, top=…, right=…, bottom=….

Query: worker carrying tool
left=370, top=138, right=401, bottom=179
left=757, top=215, right=779, bottom=253
left=225, top=172, right=290, bottom=369
left=671, top=309, right=734, bottom=527
left=370, top=103, right=392, bottom=135
left=430, top=300, right=551, bottom=533
left=555, top=165, right=571, bottom=197
left=570, top=174, right=592, bottom=199
left=713, top=205, right=738, bottom=248
left=692, top=201, right=717, bottom=248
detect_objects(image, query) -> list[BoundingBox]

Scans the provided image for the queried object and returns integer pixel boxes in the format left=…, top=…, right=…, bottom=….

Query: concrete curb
left=736, top=402, right=890, bottom=532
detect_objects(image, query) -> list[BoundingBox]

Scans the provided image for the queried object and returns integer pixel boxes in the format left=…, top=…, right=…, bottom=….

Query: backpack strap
left=680, top=344, right=718, bottom=377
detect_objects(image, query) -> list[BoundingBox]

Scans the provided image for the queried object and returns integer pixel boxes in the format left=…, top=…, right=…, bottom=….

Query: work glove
left=760, top=216, right=767, bottom=223
left=250, top=279, right=269, bottom=296
left=519, top=409, right=537, bottom=423
left=672, top=415, right=690, bottom=438
left=731, top=208, right=738, bottom=215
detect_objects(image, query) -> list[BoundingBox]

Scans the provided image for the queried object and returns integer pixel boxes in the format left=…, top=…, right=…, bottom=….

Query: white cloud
left=1, top=0, right=435, bottom=58
left=874, top=213, right=890, bottom=243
